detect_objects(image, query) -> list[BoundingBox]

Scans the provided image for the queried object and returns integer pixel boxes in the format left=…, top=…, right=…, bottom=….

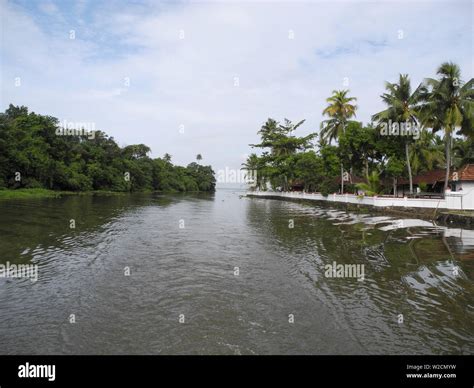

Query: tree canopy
left=0, top=105, right=216, bottom=193
left=245, top=62, right=473, bottom=196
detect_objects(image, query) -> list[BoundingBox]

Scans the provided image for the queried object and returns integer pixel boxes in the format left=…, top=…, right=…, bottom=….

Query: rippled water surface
left=0, top=189, right=473, bottom=354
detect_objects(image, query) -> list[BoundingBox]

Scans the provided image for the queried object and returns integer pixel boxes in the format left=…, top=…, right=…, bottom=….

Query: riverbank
left=0, top=189, right=134, bottom=200
left=0, top=189, right=67, bottom=199
left=246, top=192, right=474, bottom=228
left=0, top=188, right=216, bottom=200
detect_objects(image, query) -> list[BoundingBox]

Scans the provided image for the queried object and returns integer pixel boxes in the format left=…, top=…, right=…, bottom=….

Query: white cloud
left=1, top=0, right=472, bottom=172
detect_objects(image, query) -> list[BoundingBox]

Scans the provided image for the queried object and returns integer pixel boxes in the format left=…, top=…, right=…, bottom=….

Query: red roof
left=457, top=164, right=474, bottom=181
left=290, top=180, right=304, bottom=188
left=398, top=169, right=446, bottom=185
left=398, top=164, right=474, bottom=185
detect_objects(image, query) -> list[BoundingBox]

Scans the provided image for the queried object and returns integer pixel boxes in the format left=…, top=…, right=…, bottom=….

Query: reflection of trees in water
left=245, top=199, right=474, bottom=282
left=0, top=194, right=176, bottom=265
left=160, top=192, right=215, bottom=202
left=245, top=199, right=474, bottom=354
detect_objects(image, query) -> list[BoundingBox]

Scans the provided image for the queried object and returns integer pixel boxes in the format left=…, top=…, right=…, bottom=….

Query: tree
left=419, top=62, right=473, bottom=191
left=356, top=171, right=381, bottom=196
left=338, top=122, right=378, bottom=181
left=372, top=74, right=422, bottom=194
left=241, top=153, right=261, bottom=189
left=292, top=151, right=325, bottom=192
left=250, top=118, right=315, bottom=191
left=320, top=90, right=358, bottom=193
left=409, top=130, right=444, bottom=175
left=0, top=106, right=216, bottom=193
left=123, top=144, right=151, bottom=160
left=196, top=154, right=202, bottom=162
left=453, top=137, right=474, bottom=167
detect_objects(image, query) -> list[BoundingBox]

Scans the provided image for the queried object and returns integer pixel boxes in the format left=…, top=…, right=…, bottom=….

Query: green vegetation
left=0, top=106, right=216, bottom=193
left=356, top=171, right=381, bottom=197
left=245, top=62, right=473, bottom=195
left=0, top=188, right=136, bottom=200
left=0, top=188, right=65, bottom=199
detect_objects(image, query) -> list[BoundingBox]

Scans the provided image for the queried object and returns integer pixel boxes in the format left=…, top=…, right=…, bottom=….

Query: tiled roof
left=290, top=180, right=304, bottom=187
left=398, top=165, right=474, bottom=185
left=398, top=169, right=446, bottom=185
left=457, top=164, right=474, bottom=181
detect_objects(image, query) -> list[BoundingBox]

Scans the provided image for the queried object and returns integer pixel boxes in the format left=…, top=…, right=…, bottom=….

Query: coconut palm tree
left=241, top=153, right=261, bottom=189
left=372, top=74, right=422, bottom=194
left=320, top=90, right=358, bottom=142
left=356, top=171, right=381, bottom=196
left=418, top=62, right=473, bottom=191
left=453, top=137, right=474, bottom=168
left=409, top=130, right=445, bottom=175
left=320, top=90, right=357, bottom=193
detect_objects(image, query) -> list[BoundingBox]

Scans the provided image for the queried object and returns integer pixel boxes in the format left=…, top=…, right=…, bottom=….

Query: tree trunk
left=365, top=158, right=369, bottom=181
left=405, top=141, right=413, bottom=194
left=340, top=123, right=346, bottom=194
left=393, top=177, right=397, bottom=197
left=444, top=132, right=451, bottom=192
left=340, top=162, right=344, bottom=194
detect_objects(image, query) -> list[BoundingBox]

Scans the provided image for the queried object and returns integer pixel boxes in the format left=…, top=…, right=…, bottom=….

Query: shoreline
left=246, top=192, right=474, bottom=228
left=0, top=188, right=215, bottom=200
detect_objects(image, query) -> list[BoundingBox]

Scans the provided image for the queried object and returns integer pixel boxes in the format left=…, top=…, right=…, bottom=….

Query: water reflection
left=0, top=191, right=472, bottom=354
left=245, top=197, right=474, bottom=354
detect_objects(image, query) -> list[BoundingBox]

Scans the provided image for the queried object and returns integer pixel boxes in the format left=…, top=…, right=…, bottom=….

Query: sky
left=0, top=0, right=472, bottom=183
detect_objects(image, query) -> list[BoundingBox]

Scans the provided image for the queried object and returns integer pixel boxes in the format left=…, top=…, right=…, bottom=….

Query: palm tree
left=453, top=137, right=474, bottom=168
left=320, top=90, right=357, bottom=193
left=372, top=74, right=422, bottom=194
left=409, top=130, right=445, bottom=176
left=419, top=62, right=473, bottom=191
left=196, top=154, right=202, bottom=162
left=241, top=153, right=260, bottom=189
left=356, top=171, right=381, bottom=196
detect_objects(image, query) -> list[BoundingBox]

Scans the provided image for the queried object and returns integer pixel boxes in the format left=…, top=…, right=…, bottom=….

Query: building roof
left=290, top=180, right=304, bottom=188
left=457, top=164, right=474, bottom=181
left=398, top=169, right=446, bottom=185
left=398, top=164, right=474, bottom=185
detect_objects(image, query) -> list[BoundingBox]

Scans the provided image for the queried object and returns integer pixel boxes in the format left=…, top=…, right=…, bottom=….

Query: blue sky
left=1, top=0, right=472, bottom=179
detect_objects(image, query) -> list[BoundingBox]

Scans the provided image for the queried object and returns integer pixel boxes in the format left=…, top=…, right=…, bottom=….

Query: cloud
left=1, top=0, right=472, bottom=173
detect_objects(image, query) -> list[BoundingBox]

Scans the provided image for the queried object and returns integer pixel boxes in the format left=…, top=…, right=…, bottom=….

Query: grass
left=0, top=188, right=66, bottom=199
left=0, top=188, right=128, bottom=200
left=0, top=188, right=210, bottom=200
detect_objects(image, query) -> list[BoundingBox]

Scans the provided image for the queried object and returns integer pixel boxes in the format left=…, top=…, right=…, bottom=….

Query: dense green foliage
left=0, top=105, right=215, bottom=193
left=244, top=62, right=473, bottom=195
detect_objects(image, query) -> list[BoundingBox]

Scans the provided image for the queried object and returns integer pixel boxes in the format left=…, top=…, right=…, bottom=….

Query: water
left=0, top=189, right=473, bottom=355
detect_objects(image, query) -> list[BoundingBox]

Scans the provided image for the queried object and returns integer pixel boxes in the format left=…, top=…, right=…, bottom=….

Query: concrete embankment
left=246, top=192, right=474, bottom=228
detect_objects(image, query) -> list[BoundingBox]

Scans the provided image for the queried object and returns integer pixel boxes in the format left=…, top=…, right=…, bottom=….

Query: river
left=0, top=189, right=472, bottom=354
